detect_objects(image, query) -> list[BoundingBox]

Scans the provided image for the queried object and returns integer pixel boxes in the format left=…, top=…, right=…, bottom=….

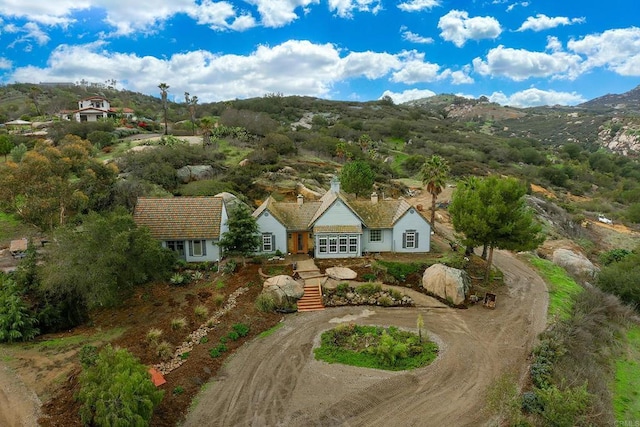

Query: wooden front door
left=293, top=232, right=308, bottom=254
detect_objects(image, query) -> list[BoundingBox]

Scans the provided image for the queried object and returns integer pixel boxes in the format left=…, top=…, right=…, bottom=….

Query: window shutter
left=203, top=240, right=207, bottom=256
left=272, top=234, right=276, bottom=252
left=402, top=232, right=406, bottom=248
left=188, top=241, right=193, bottom=257
left=415, top=233, right=419, bottom=249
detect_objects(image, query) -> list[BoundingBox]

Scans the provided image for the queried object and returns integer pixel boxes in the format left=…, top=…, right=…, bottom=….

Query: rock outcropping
left=262, top=275, right=305, bottom=305
left=422, top=264, right=470, bottom=305
left=552, top=248, right=598, bottom=279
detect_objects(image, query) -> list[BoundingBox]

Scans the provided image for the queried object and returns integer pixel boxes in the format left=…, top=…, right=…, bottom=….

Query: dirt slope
left=0, top=365, right=40, bottom=427
left=184, top=250, right=548, bottom=427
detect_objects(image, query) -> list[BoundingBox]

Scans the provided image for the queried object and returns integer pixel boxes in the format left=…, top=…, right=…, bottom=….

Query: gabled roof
left=254, top=196, right=322, bottom=230
left=256, top=189, right=424, bottom=232
left=133, top=197, right=224, bottom=240
left=350, top=198, right=413, bottom=228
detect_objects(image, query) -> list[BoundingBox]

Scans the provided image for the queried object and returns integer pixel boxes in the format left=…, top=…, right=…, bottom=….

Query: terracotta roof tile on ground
left=134, top=197, right=224, bottom=239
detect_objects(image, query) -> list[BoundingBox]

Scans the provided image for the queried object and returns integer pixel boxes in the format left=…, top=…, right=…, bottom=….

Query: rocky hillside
left=578, top=84, right=640, bottom=112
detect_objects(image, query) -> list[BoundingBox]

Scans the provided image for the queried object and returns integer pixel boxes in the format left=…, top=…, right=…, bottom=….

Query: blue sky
left=0, top=0, right=639, bottom=107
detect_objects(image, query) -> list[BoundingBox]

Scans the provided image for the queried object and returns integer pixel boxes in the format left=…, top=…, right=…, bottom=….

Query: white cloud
left=397, top=0, right=440, bottom=12
left=473, top=45, right=582, bottom=81
left=506, top=2, right=529, bottom=12
left=546, top=36, right=562, bottom=52
left=380, top=88, right=437, bottom=104
left=487, top=88, right=585, bottom=107
left=391, top=60, right=442, bottom=84
left=401, top=27, right=434, bottom=44
left=8, top=40, right=411, bottom=101
left=0, top=58, right=12, bottom=69
left=449, top=68, right=474, bottom=84
left=517, top=14, right=585, bottom=32
left=568, top=27, right=640, bottom=76
left=6, top=22, right=51, bottom=49
left=438, top=10, right=502, bottom=47
left=187, top=1, right=257, bottom=31
left=0, top=0, right=86, bottom=26
left=245, top=0, right=319, bottom=28
left=328, top=0, right=383, bottom=19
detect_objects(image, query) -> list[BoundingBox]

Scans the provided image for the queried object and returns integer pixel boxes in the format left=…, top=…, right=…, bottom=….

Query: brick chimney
left=371, top=192, right=378, bottom=204
left=297, top=194, right=304, bottom=206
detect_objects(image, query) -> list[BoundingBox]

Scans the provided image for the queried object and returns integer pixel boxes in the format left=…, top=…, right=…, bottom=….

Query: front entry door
left=293, top=232, right=307, bottom=254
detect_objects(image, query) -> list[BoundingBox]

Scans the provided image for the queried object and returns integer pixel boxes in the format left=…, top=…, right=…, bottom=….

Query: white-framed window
left=329, top=237, right=338, bottom=253
left=369, top=229, right=382, bottom=242
left=349, top=236, right=358, bottom=253
left=318, top=237, right=328, bottom=253
left=403, top=230, right=417, bottom=249
left=339, top=237, right=348, bottom=253
left=262, top=233, right=273, bottom=252
left=189, top=240, right=207, bottom=257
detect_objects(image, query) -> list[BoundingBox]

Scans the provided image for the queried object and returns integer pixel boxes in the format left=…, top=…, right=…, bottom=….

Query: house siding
left=392, top=209, right=431, bottom=253
left=255, top=211, right=287, bottom=254
left=362, top=228, right=393, bottom=253
left=163, top=239, right=220, bottom=262
left=314, top=200, right=361, bottom=227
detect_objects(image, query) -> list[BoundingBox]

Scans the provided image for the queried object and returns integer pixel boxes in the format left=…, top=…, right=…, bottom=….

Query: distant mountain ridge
left=578, top=85, right=640, bottom=111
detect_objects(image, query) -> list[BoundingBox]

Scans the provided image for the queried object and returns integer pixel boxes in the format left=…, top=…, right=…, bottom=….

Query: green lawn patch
left=375, top=260, right=426, bottom=282
left=314, top=324, right=438, bottom=371
left=528, top=256, right=583, bottom=321
left=613, top=326, right=640, bottom=420
left=258, top=322, right=284, bottom=338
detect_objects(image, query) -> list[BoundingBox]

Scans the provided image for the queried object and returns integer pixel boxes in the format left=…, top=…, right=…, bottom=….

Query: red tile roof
left=133, top=197, right=224, bottom=240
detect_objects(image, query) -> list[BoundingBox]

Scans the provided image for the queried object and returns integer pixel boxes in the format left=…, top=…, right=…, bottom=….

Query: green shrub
left=362, top=273, right=377, bottom=282
left=171, top=317, right=187, bottom=330
left=390, top=289, right=403, bottom=300
left=255, top=293, right=276, bottom=312
left=355, top=283, right=382, bottom=297
left=173, top=386, right=185, bottom=395
left=226, top=331, right=240, bottom=341
left=212, top=293, right=225, bottom=307
left=170, top=273, right=186, bottom=286
left=0, top=278, right=39, bottom=343
left=378, top=296, right=393, bottom=307
left=335, top=282, right=350, bottom=297
left=209, top=343, right=228, bottom=358
left=223, top=260, right=237, bottom=274
left=77, top=345, right=164, bottom=426
left=199, top=336, right=209, bottom=344
left=536, top=383, right=592, bottom=427
left=79, top=345, right=98, bottom=369
left=146, top=328, right=163, bottom=345
left=156, top=341, right=172, bottom=361
left=194, top=305, right=209, bottom=320
left=232, top=323, right=250, bottom=337
left=375, top=261, right=425, bottom=282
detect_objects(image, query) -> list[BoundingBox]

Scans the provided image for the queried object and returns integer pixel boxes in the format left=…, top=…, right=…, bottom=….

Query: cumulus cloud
left=380, top=88, right=437, bottom=104
left=245, top=0, right=319, bottom=28
left=391, top=60, right=442, bottom=84
left=546, top=36, right=562, bottom=52
left=0, top=0, right=85, bottom=26
left=0, top=58, right=12, bottom=69
left=438, top=10, right=502, bottom=47
left=187, top=1, right=257, bottom=31
left=328, top=0, right=382, bottom=19
left=8, top=40, right=408, bottom=101
left=449, top=68, right=474, bottom=84
left=568, top=27, right=640, bottom=76
left=397, top=0, right=440, bottom=12
left=400, top=27, right=434, bottom=44
left=517, top=14, right=585, bottom=32
left=505, top=2, right=529, bottom=12
left=487, top=88, right=585, bottom=107
left=473, top=45, right=582, bottom=81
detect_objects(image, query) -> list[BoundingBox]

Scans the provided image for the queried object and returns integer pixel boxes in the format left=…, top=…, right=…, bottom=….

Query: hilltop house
left=59, top=96, right=134, bottom=122
left=133, top=197, right=228, bottom=263
left=253, top=177, right=431, bottom=258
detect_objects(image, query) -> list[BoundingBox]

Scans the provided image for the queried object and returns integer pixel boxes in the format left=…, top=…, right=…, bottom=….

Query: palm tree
left=421, top=155, right=450, bottom=233
left=199, top=117, right=216, bottom=149
left=158, top=83, right=169, bottom=135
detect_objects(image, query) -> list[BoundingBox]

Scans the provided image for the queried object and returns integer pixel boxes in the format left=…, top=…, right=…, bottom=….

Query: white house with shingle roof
left=133, top=196, right=228, bottom=262
left=254, top=177, right=431, bottom=258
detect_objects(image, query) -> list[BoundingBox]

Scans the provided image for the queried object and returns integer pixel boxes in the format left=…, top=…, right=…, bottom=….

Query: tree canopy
left=77, top=344, right=164, bottom=426
left=219, top=203, right=261, bottom=264
left=40, top=209, right=175, bottom=309
left=421, top=154, right=450, bottom=232
left=340, top=160, right=375, bottom=197
left=449, top=176, right=544, bottom=280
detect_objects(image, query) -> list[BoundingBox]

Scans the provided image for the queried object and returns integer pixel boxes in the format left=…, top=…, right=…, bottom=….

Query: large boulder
left=552, top=248, right=598, bottom=279
left=262, top=275, right=305, bottom=305
left=421, top=264, right=470, bottom=305
left=325, top=267, right=357, bottom=280
left=177, top=165, right=214, bottom=183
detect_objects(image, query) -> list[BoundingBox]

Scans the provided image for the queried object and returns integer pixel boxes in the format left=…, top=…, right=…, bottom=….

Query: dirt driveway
left=184, top=249, right=548, bottom=427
